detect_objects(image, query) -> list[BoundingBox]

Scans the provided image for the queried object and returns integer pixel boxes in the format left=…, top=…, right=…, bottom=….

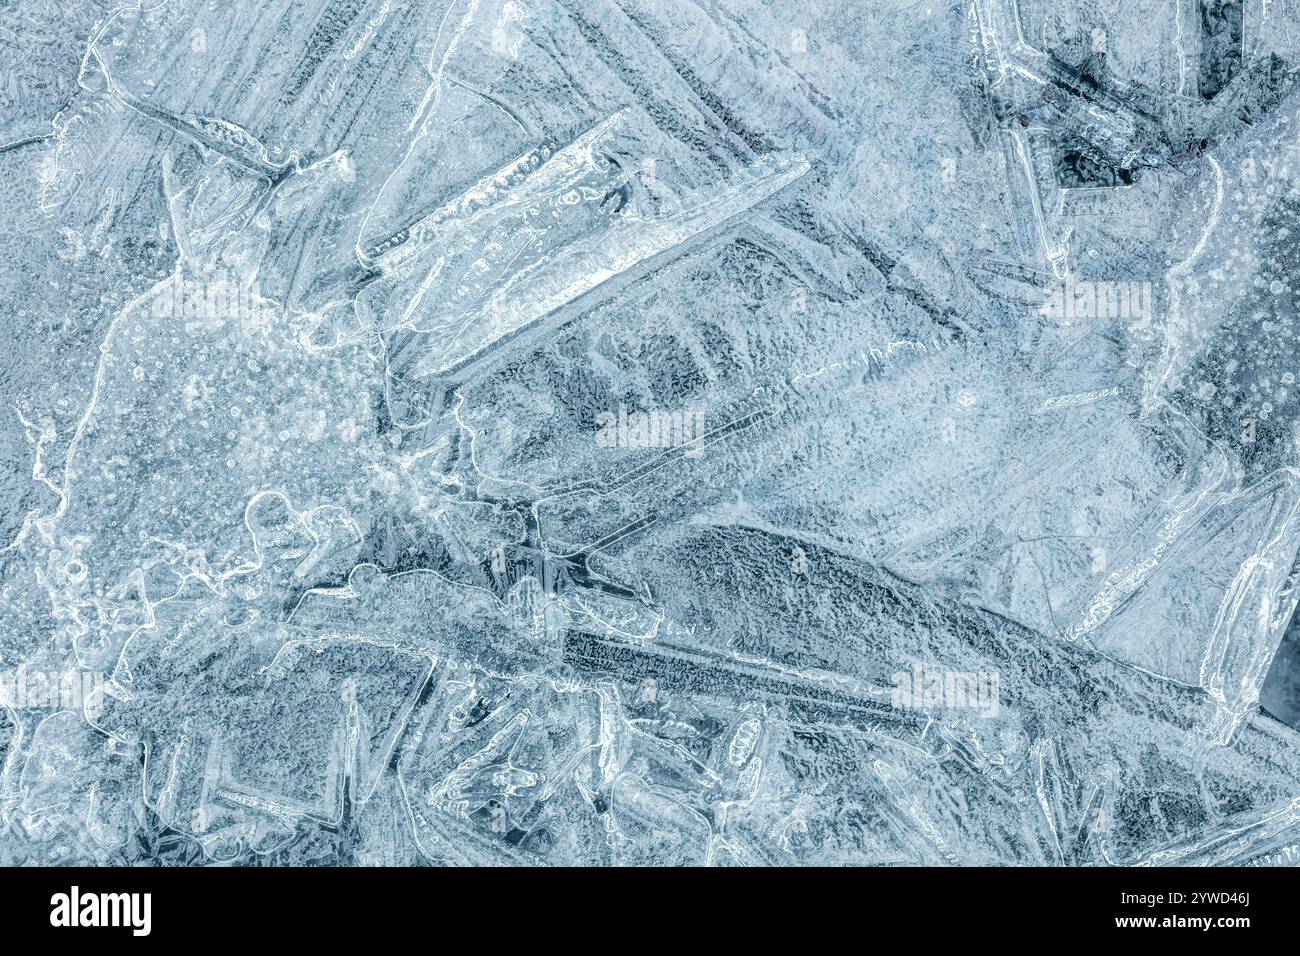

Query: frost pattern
left=1, top=0, right=1300, bottom=865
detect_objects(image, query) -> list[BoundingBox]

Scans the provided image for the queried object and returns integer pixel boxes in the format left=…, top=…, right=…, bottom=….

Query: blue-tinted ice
left=1, top=0, right=1300, bottom=865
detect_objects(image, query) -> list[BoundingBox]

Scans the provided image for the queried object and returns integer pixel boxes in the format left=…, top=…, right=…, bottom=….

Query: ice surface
left=1, top=0, right=1300, bottom=866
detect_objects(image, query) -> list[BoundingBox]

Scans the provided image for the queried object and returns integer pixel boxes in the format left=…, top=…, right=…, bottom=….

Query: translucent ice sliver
left=358, top=110, right=808, bottom=377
